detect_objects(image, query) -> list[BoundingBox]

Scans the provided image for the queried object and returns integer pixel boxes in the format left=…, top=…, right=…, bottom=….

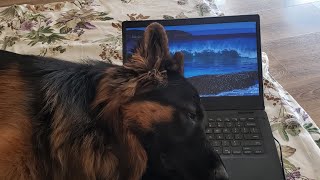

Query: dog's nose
left=214, top=164, right=229, bottom=180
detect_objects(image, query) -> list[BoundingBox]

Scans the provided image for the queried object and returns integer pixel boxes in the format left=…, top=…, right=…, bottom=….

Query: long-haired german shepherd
left=0, top=23, right=228, bottom=180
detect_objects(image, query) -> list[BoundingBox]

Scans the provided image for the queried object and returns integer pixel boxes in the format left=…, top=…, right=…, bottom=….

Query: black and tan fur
left=0, top=23, right=228, bottom=180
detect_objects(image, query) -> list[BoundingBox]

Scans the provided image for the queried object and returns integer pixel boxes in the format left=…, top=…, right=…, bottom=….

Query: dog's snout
left=214, top=164, right=229, bottom=180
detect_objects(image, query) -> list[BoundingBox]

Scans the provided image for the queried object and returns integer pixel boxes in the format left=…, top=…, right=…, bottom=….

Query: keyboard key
left=235, top=134, right=243, bottom=140
left=213, top=147, right=222, bottom=154
left=205, top=129, right=213, bottom=134
left=223, top=128, right=231, bottom=133
left=240, top=117, right=246, bottom=121
left=225, top=134, right=234, bottom=140
left=231, top=140, right=241, bottom=146
left=248, top=117, right=255, bottom=121
left=226, top=122, right=233, bottom=127
left=207, top=134, right=214, bottom=140
left=216, top=134, right=224, bottom=140
left=217, top=122, right=224, bottom=128
left=224, top=118, right=231, bottom=122
left=232, top=128, right=240, bottom=133
left=252, top=134, right=261, bottom=139
left=235, top=122, right=243, bottom=127
left=243, top=140, right=262, bottom=146
left=250, top=127, right=260, bottom=133
left=243, top=147, right=253, bottom=151
left=208, top=118, right=215, bottom=122
left=245, top=122, right=257, bottom=127
left=244, top=134, right=261, bottom=140
left=232, top=147, right=242, bottom=154
left=208, top=122, right=217, bottom=128
left=211, top=140, right=221, bottom=147
left=241, top=127, right=249, bottom=133
left=223, top=147, right=231, bottom=155
left=243, top=150, right=252, bottom=154
left=216, top=118, right=223, bottom=122
left=222, top=140, right=230, bottom=146
left=254, top=147, right=264, bottom=154
left=213, top=128, right=222, bottom=134
left=231, top=118, right=238, bottom=122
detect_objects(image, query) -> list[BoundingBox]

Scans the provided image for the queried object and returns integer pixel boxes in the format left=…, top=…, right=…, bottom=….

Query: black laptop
left=122, top=14, right=285, bottom=180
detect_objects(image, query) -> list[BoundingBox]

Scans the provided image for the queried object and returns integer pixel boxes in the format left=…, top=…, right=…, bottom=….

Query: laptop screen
left=124, top=21, right=259, bottom=98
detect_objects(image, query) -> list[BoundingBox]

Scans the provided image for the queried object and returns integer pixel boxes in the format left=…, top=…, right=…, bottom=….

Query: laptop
left=122, top=14, right=285, bottom=180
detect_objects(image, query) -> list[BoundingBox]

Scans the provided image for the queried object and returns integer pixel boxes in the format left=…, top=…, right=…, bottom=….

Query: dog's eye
left=187, top=112, right=196, bottom=121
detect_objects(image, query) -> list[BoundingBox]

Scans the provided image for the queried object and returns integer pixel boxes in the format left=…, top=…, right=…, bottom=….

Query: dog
left=0, top=22, right=228, bottom=180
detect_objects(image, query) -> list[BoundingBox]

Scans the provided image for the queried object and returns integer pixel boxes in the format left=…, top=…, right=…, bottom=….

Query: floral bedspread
left=0, top=0, right=319, bottom=179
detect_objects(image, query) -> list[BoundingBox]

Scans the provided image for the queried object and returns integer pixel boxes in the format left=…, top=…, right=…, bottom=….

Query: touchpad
left=222, top=158, right=284, bottom=180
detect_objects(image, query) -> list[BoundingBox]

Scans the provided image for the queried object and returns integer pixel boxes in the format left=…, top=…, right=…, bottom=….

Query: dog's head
left=123, top=22, right=228, bottom=180
left=93, top=22, right=228, bottom=180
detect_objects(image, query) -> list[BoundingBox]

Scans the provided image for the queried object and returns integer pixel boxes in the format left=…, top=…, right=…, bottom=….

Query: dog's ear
left=132, top=22, right=184, bottom=75
left=166, top=51, right=184, bottom=75
left=133, top=22, right=170, bottom=70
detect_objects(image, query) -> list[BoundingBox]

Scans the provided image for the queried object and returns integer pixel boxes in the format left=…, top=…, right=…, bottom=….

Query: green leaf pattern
left=303, top=123, right=320, bottom=135
left=316, top=139, right=320, bottom=148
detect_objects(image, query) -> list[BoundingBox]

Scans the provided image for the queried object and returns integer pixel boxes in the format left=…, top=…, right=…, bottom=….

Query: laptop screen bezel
left=122, top=14, right=265, bottom=111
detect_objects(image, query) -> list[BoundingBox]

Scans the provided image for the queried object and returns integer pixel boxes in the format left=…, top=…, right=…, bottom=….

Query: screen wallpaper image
left=125, top=22, right=259, bottom=97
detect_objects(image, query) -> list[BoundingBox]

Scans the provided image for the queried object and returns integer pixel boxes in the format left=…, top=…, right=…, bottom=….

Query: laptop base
left=204, top=110, right=285, bottom=180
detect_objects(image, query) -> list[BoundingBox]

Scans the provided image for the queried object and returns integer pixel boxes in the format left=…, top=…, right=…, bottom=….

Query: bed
left=0, top=0, right=319, bottom=179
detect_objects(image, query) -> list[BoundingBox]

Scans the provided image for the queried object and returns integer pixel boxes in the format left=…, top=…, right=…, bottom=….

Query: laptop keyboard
left=205, top=117, right=264, bottom=155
